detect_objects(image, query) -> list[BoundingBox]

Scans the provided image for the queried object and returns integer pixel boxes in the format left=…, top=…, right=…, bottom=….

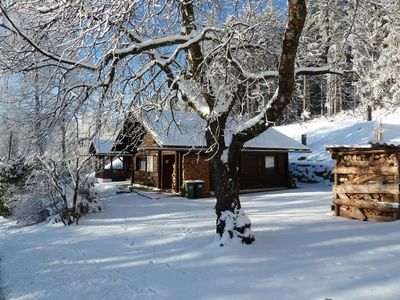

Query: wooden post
left=395, top=151, right=400, bottom=219
left=178, top=152, right=183, bottom=194
left=100, top=157, right=105, bottom=178
left=174, top=151, right=179, bottom=194
left=366, top=105, right=372, bottom=121
left=333, top=153, right=340, bottom=216
left=131, top=154, right=136, bottom=185
left=157, top=150, right=162, bottom=189
left=301, top=134, right=307, bottom=146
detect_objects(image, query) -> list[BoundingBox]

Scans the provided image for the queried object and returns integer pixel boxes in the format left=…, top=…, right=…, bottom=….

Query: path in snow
left=1, top=182, right=400, bottom=299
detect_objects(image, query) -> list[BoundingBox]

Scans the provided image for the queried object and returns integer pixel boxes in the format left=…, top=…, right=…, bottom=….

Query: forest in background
left=0, top=0, right=398, bottom=158
left=0, top=1, right=398, bottom=241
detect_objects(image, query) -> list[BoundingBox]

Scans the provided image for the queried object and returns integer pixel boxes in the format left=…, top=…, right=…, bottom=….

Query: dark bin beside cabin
left=184, top=180, right=196, bottom=199
left=194, top=180, right=204, bottom=198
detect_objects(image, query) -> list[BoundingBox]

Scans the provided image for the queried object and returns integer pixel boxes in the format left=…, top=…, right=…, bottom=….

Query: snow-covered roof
left=91, top=139, right=115, bottom=154
left=139, top=110, right=310, bottom=152
left=105, top=158, right=124, bottom=170
left=325, top=144, right=373, bottom=149
left=326, top=141, right=400, bottom=150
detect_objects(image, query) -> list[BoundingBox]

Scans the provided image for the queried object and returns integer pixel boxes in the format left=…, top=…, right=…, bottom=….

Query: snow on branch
left=37, top=4, right=61, bottom=14
left=104, top=28, right=218, bottom=65
left=174, top=76, right=210, bottom=119
left=230, top=56, right=346, bottom=80
left=232, top=89, right=277, bottom=136
left=0, top=4, right=97, bottom=71
left=229, top=57, right=278, bottom=79
left=295, top=66, right=346, bottom=76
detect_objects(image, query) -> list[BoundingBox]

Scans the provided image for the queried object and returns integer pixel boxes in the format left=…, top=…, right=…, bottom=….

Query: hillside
left=276, top=107, right=400, bottom=183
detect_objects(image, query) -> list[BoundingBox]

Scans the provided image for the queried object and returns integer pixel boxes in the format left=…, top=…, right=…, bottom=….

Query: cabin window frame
left=137, top=156, right=154, bottom=172
left=146, top=156, right=153, bottom=172
left=264, top=155, right=277, bottom=173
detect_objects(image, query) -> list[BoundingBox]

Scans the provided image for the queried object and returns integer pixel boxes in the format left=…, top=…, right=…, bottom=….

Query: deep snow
left=2, top=182, right=400, bottom=300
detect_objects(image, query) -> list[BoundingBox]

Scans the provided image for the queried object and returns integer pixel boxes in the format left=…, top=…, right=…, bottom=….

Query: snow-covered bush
left=217, top=208, right=254, bottom=246
left=45, top=178, right=101, bottom=225
left=290, top=161, right=333, bottom=184
left=0, top=181, right=11, bottom=217
left=2, top=156, right=101, bottom=226
left=0, top=157, right=33, bottom=218
left=76, top=175, right=102, bottom=214
left=0, top=157, right=32, bottom=184
left=11, top=186, right=51, bottom=226
left=7, top=164, right=53, bottom=225
left=37, top=158, right=102, bottom=226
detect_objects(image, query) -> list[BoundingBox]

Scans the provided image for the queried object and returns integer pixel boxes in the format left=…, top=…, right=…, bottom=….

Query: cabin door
left=162, top=155, right=175, bottom=190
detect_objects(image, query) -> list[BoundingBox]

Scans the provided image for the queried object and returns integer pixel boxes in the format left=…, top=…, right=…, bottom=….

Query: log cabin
left=89, top=139, right=133, bottom=182
left=123, top=110, right=310, bottom=196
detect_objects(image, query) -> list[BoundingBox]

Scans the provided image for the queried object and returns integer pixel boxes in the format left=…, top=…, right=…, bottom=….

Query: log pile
left=327, top=146, right=400, bottom=222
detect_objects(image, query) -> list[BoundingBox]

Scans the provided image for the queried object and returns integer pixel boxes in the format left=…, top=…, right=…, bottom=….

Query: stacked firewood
left=182, top=154, right=210, bottom=196
left=172, top=162, right=177, bottom=192
left=329, top=148, right=400, bottom=222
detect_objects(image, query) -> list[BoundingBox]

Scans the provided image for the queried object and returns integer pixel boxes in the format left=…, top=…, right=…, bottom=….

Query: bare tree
left=0, top=0, right=344, bottom=243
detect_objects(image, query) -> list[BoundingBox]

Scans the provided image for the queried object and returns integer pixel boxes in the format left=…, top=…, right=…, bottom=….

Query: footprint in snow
left=295, top=276, right=305, bottom=281
left=180, top=227, right=193, bottom=234
left=365, top=266, right=377, bottom=271
left=147, top=287, right=158, bottom=294
left=320, top=275, right=332, bottom=280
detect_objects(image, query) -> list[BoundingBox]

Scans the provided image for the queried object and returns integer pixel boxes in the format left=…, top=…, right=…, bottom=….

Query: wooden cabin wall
left=182, top=153, right=210, bottom=196
left=133, top=150, right=160, bottom=188
left=132, top=132, right=160, bottom=187
left=239, top=152, right=289, bottom=190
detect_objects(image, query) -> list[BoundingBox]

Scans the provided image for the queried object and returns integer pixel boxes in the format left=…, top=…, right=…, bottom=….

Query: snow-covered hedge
left=290, top=161, right=333, bottom=185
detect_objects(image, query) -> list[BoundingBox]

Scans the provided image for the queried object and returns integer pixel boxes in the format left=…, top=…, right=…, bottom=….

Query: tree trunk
left=34, top=63, right=44, bottom=156
left=7, top=131, right=13, bottom=161
left=206, top=119, right=255, bottom=245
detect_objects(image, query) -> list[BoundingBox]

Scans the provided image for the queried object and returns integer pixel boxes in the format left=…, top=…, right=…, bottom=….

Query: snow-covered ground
left=277, top=107, right=400, bottom=163
left=2, top=182, right=400, bottom=300
left=276, top=108, right=400, bottom=183
left=3, top=110, right=400, bottom=299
